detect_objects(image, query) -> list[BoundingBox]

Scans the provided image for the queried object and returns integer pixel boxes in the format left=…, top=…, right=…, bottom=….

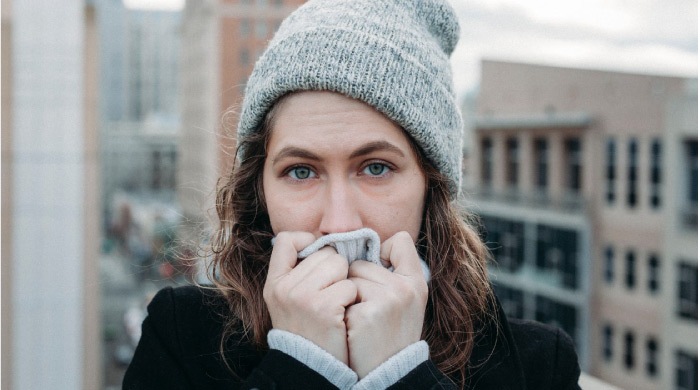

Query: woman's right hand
left=263, top=231, right=357, bottom=364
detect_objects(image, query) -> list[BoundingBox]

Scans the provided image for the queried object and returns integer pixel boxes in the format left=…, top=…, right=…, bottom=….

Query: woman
left=124, top=0, right=581, bottom=388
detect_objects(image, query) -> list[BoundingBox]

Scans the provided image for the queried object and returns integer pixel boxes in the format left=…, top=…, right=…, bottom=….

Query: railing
left=579, top=373, right=621, bottom=390
left=468, top=187, right=587, bottom=214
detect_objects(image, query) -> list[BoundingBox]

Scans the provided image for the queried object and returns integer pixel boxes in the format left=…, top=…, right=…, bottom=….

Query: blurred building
left=94, top=0, right=128, bottom=122
left=95, top=1, right=182, bottom=223
left=465, top=60, right=697, bottom=390
left=178, top=0, right=306, bottom=246
left=1, top=0, right=101, bottom=388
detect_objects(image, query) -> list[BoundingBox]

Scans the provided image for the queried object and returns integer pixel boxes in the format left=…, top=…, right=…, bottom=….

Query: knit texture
left=353, top=341, right=429, bottom=390
left=297, top=228, right=381, bottom=265
left=296, top=228, right=431, bottom=282
left=268, top=329, right=357, bottom=389
left=237, top=0, right=464, bottom=197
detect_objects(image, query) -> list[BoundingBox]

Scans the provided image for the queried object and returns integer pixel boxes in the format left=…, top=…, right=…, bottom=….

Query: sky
left=125, top=0, right=698, bottom=100
left=447, top=0, right=698, bottom=99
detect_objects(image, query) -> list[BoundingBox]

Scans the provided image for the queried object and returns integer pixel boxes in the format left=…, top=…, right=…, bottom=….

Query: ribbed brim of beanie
left=237, top=0, right=464, bottom=197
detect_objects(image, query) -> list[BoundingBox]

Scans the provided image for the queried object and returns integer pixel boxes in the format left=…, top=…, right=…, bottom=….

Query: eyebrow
left=272, top=140, right=406, bottom=166
left=348, top=140, right=405, bottom=159
left=272, top=147, right=321, bottom=165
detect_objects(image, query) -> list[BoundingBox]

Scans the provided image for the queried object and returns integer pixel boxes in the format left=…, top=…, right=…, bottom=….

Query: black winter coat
left=123, top=286, right=581, bottom=389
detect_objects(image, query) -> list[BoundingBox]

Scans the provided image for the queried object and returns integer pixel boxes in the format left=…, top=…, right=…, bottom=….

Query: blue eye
left=288, top=166, right=315, bottom=180
left=363, top=163, right=389, bottom=176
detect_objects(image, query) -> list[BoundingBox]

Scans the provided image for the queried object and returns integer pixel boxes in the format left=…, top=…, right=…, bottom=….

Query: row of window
left=602, top=325, right=659, bottom=376
left=678, top=262, right=698, bottom=321
left=239, top=18, right=282, bottom=40
left=481, top=216, right=579, bottom=290
left=603, top=248, right=697, bottom=320
left=495, top=284, right=579, bottom=347
left=602, top=246, right=661, bottom=293
left=480, top=135, right=582, bottom=194
left=479, top=135, right=698, bottom=216
left=239, top=46, right=267, bottom=67
left=605, top=137, right=698, bottom=213
left=605, top=137, right=662, bottom=209
left=601, top=325, right=698, bottom=390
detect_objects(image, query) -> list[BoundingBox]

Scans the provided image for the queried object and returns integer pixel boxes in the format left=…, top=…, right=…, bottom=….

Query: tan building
left=1, top=1, right=101, bottom=388
left=467, top=60, right=697, bottom=390
left=178, top=0, right=306, bottom=248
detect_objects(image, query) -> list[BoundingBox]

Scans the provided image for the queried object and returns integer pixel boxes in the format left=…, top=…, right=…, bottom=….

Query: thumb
left=379, top=231, right=423, bottom=280
left=267, top=231, right=316, bottom=280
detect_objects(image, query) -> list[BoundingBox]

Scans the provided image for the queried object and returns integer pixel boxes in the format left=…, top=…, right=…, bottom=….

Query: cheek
left=368, top=184, right=425, bottom=242
left=263, top=182, right=318, bottom=234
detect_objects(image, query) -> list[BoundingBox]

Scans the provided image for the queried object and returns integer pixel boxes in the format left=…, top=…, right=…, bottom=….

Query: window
left=565, top=138, right=582, bottom=192
left=534, top=138, right=548, bottom=190
left=624, top=331, right=635, bottom=369
left=650, top=139, right=662, bottom=208
left=480, top=216, right=524, bottom=272
left=625, top=251, right=636, bottom=289
left=602, top=324, right=614, bottom=361
left=685, top=140, right=698, bottom=204
left=648, top=254, right=660, bottom=294
left=239, top=19, right=250, bottom=37
left=506, top=137, right=519, bottom=187
left=627, top=138, right=638, bottom=207
left=683, top=140, right=698, bottom=229
left=604, top=246, right=615, bottom=284
left=536, top=225, right=578, bottom=289
left=535, top=295, right=578, bottom=346
left=494, top=284, right=524, bottom=319
left=152, top=150, right=162, bottom=190
left=480, top=138, right=493, bottom=187
left=239, top=48, right=250, bottom=65
left=255, top=20, right=268, bottom=39
left=646, top=338, right=659, bottom=377
left=678, top=262, right=698, bottom=320
left=676, top=350, right=698, bottom=390
left=606, top=138, right=616, bottom=204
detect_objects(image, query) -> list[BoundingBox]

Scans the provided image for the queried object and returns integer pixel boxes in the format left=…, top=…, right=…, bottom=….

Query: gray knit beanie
left=238, top=0, right=464, bottom=197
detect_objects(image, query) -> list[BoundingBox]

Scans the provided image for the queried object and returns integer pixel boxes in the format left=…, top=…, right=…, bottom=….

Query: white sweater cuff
left=352, top=341, right=429, bottom=390
left=267, top=329, right=358, bottom=389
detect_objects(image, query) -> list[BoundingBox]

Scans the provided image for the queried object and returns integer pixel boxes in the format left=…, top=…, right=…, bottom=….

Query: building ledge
left=465, top=187, right=588, bottom=214
left=474, top=111, right=593, bottom=130
left=579, top=373, right=621, bottom=390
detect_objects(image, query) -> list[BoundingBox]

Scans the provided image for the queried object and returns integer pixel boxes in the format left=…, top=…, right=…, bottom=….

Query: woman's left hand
left=345, top=231, right=429, bottom=378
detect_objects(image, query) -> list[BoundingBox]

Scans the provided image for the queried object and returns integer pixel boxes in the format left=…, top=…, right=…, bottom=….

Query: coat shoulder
left=130, top=285, right=262, bottom=389
left=507, top=318, right=581, bottom=390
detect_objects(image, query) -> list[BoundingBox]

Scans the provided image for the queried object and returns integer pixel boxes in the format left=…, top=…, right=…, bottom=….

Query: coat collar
left=464, top=298, right=527, bottom=389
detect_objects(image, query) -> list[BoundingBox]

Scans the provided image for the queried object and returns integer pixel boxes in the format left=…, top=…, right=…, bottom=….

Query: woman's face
left=262, top=91, right=426, bottom=243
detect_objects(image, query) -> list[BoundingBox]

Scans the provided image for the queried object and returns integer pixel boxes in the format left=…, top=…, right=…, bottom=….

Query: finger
left=348, top=275, right=384, bottom=303
left=347, top=259, right=392, bottom=283
left=322, top=278, right=358, bottom=308
left=292, top=248, right=349, bottom=289
left=380, top=231, right=423, bottom=279
left=267, top=231, right=316, bottom=281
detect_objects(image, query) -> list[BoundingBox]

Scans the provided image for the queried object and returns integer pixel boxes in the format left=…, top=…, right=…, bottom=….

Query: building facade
left=95, top=1, right=182, bottom=224
left=2, top=1, right=101, bottom=388
left=178, top=0, right=306, bottom=246
left=467, top=60, right=697, bottom=390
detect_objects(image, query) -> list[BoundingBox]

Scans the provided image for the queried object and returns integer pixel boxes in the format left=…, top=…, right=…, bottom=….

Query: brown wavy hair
left=209, top=96, right=496, bottom=385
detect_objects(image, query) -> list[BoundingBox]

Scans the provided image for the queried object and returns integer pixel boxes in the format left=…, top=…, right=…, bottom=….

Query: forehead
left=267, top=91, right=414, bottom=153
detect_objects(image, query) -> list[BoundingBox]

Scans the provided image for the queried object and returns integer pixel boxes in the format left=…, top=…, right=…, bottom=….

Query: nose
left=318, top=178, right=363, bottom=235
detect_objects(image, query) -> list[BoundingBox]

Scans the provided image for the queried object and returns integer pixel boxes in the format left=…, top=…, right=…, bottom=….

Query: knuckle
left=275, top=231, right=292, bottom=244
left=397, top=231, right=412, bottom=240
